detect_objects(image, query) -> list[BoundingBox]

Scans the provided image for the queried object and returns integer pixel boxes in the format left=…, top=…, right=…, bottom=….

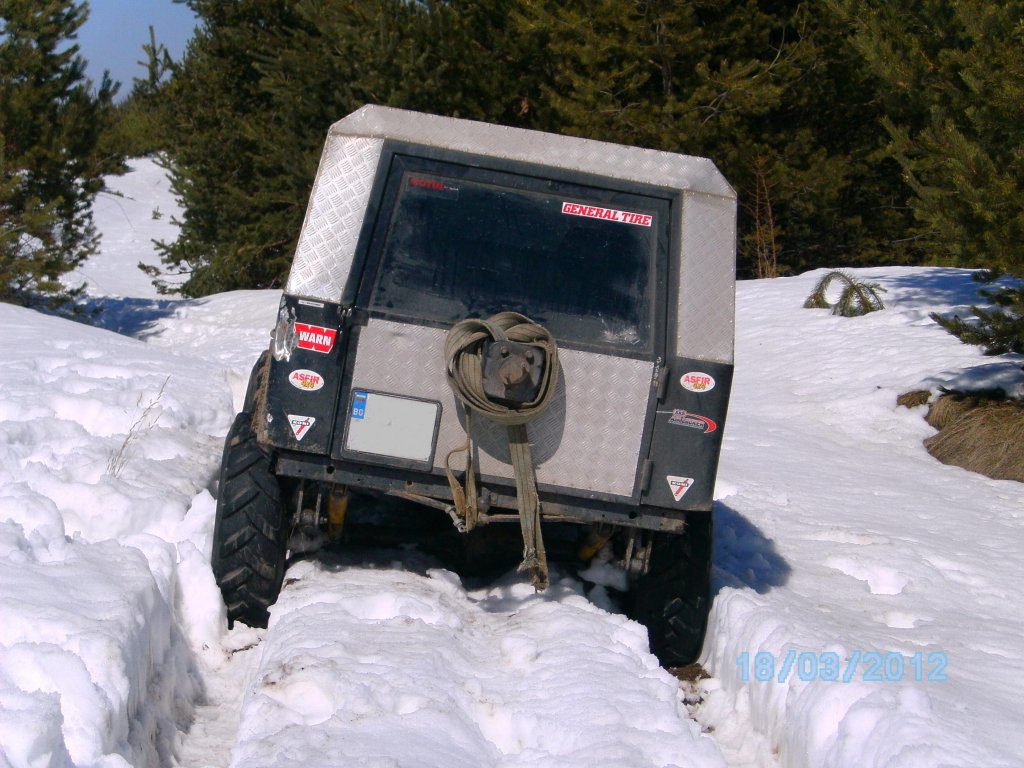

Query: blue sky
left=76, top=0, right=199, bottom=94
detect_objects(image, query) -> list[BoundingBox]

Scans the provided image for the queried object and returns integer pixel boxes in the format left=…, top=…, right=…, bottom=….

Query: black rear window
left=365, top=154, right=669, bottom=354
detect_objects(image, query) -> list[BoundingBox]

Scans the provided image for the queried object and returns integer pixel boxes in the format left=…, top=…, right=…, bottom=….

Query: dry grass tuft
left=896, top=390, right=931, bottom=409
left=107, top=376, right=169, bottom=478
left=923, top=393, right=1024, bottom=482
left=670, top=663, right=707, bottom=683
left=925, top=394, right=976, bottom=430
left=924, top=389, right=1007, bottom=430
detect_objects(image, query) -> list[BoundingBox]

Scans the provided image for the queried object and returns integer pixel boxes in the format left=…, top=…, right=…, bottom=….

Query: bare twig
left=107, top=376, right=170, bottom=478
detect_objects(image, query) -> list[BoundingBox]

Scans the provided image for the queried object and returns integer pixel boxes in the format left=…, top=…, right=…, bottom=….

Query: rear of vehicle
left=212, top=106, right=736, bottom=666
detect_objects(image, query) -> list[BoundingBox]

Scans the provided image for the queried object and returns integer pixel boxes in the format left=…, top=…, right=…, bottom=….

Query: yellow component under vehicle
left=327, top=489, right=348, bottom=540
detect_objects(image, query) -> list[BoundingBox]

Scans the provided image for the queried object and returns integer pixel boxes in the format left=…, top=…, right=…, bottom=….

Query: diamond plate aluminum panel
left=349, top=319, right=653, bottom=498
left=286, top=135, right=384, bottom=301
left=677, top=193, right=736, bottom=363
left=288, top=107, right=735, bottom=363
left=333, top=105, right=735, bottom=200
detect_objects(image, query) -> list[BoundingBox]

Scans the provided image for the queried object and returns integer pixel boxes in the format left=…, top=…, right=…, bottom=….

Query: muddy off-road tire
left=212, top=412, right=287, bottom=629
left=242, top=351, right=269, bottom=414
left=629, top=514, right=713, bottom=667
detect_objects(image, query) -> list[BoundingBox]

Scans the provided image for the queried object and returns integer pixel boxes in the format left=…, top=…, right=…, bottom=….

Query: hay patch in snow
left=921, top=392, right=1024, bottom=483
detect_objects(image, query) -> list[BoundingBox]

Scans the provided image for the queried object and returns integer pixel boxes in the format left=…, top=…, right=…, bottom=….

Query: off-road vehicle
left=212, top=105, right=736, bottom=666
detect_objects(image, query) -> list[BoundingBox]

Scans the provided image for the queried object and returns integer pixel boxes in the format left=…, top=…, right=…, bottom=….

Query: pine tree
left=832, top=0, right=1024, bottom=275
left=154, top=1, right=919, bottom=293
left=512, top=0, right=914, bottom=277
left=930, top=274, right=1024, bottom=356
left=150, top=0, right=308, bottom=295
left=100, top=27, right=179, bottom=158
left=0, top=0, right=119, bottom=307
left=833, top=0, right=1024, bottom=358
left=155, top=0, right=542, bottom=296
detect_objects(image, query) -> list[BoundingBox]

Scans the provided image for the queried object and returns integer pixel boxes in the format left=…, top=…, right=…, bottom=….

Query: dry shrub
left=924, top=394, right=1024, bottom=482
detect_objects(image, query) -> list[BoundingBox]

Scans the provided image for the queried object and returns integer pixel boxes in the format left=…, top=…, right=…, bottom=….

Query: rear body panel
left=259, top=107, right=735, bottom=529
left=343, top=319, right=654, bottom=499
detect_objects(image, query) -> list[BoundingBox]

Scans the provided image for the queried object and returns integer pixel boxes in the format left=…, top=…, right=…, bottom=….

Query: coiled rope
left=444, top=311, right=559, bottom=590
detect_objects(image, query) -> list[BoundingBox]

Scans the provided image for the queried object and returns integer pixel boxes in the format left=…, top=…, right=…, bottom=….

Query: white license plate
left=344, top=390, right=440, bottom=464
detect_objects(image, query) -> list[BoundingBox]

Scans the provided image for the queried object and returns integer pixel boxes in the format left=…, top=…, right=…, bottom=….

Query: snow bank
left=1, top=157, right=281, bottom=767
left=0, top=301, right=235, bottom=767
left=697, top=267, right=1024, bottom=767
left=62, top=157, right=185, bottom=300
left=0, top=534, right=194, bottom=768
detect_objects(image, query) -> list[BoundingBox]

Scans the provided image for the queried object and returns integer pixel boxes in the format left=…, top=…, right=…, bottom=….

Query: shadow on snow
left=712, top=501, right=791, bottom=596
left=880, top=266, right=1017, bottom=309
left=73, top=295, right=191, bottom=339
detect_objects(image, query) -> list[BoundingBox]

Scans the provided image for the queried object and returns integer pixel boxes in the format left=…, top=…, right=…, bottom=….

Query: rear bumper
left=275, top=451, right=706, bottom=533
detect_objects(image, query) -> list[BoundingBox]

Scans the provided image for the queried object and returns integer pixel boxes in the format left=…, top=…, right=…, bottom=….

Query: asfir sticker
left=289, top=369, right=324, bottom=391
left=667, top=476, right=695, bottom=502
left=561, top=202, right=653, bottom=227
left=287, top=414, right=315, bottom=441
left=295, top=323, right=337, bottom=354
left=681, top=371, right=716, bottom=393
left=667, top=409, right=718, bottom=434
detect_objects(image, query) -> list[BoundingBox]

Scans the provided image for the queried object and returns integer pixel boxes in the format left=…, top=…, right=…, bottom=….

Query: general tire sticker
left=295, top=323, right=337, bottom=354
left=287, top=415, right=315, bottom=441
left=667, top=475, right=695, bottom=502
left=289, top=369, right=324, bottom=391
left=561, top=202, right=653, bottom=227
left=681, top=371, right=716, bottom=393
left=408, top=176, right=459, bottom=199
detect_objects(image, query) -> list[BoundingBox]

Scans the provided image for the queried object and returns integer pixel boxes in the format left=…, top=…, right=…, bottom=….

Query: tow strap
left=444, top=312, right=559, bottom=591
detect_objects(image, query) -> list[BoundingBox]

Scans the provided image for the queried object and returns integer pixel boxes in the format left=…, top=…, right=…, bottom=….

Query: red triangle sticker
left=287, top=414, right=315, bottom=441
left=666, top=475, right=694, bottom=502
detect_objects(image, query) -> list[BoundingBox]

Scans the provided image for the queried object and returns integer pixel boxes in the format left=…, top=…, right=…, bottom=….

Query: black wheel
left=629, top=513, right=713, bottom=667
left=211, top=412, right=288, bottom=629
left=242, top=351, right=269, bottom=414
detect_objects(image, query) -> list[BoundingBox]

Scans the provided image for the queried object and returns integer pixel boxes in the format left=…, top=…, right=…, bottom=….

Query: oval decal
left=289, top=369, right=324, bottom=392
left=680, top=371, right=716, bottom=393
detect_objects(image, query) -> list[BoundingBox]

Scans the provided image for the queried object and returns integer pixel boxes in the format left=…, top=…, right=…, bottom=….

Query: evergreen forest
left=2, top=0, right=1022, bottom=352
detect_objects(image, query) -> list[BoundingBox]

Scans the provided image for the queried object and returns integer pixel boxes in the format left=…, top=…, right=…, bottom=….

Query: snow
left=701, top=268, right=1024, bottom=767
left=231, top=563, right=723, bottom=768
left=3, top=159, right=1024, bottom=768
left=60, top=157, right=184, bottom=301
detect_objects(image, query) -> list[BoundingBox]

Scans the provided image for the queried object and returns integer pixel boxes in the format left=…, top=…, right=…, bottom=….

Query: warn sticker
left=289, top=369, right=324, bottom=391
left=667, top=476, right=695, bottom=502
left=561, top=202, right=653, bottom=227
left=295, top=323, right=337, bottom=354
left=287, top=414, right=315, bottom=441
left=667, top=409, right=718, bottom=434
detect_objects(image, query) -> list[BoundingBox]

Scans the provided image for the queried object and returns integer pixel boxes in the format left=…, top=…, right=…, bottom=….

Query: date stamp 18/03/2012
left=736, top=650, right=949, bottom=684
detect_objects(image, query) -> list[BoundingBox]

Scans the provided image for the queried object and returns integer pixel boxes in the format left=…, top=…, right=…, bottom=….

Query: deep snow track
left=177, top=550, right=735, bottom=768
left=174, top=633, right=258, bottom=768
left=170, top=541, right=786, bottom=768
